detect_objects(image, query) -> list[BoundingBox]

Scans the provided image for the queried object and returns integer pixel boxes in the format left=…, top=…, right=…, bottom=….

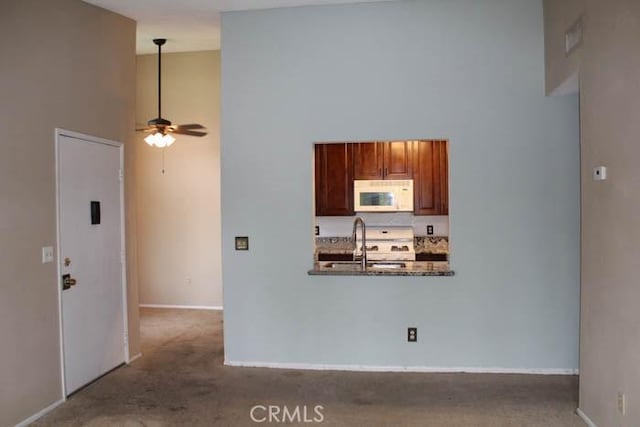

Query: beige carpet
left=34, top=308, right=584, bottom=426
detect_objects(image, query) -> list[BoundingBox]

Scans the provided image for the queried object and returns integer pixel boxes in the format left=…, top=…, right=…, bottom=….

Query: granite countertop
left=414, top=236, right=449, bottom=254
left=315, top=236, right=449, bottom=255
left=315, top=237, right=355, bottom=255
left=308, top=261, right=454, bottom=277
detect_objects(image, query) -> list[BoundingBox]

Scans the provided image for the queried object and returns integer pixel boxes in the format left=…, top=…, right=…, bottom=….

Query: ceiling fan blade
left=175, top=123, right=206, bottom=130
left=171, top=128, right=208, bottom=137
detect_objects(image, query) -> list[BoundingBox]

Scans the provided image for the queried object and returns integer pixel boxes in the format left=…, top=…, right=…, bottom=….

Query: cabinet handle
left=379, top=168, right=382, bottom=177
left=384, top=167, right=388, bottom=177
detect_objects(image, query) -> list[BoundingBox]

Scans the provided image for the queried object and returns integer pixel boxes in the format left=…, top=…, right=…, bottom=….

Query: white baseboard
left=128, top=352, right=142, bottom=364
left=15, top=398, right=65, bottom=427
left=139, top=304, right=223, bottom=311
left=576, top=408, right=597, bottom=427
left=224, top=360, right=578, bottom=375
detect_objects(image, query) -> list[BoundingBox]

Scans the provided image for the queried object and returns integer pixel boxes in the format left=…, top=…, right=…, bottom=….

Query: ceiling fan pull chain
left=162, top=148, right=165, bottom=175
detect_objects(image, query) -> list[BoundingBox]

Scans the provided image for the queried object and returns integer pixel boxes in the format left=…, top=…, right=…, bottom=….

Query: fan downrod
left=152, top=38, right=167, bottom=119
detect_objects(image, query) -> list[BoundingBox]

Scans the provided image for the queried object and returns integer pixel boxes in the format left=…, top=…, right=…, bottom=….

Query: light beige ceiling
left=82, top=0, right=395, bottom=54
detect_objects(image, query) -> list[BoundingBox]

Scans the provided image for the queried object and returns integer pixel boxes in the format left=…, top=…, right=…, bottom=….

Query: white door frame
left=54, top=128, right=129, bottom=398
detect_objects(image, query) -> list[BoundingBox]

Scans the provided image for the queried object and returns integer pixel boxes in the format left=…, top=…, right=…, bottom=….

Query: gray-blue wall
left=221, top=0, right=580, bottom=370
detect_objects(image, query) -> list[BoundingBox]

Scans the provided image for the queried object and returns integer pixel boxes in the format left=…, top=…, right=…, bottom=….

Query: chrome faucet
left=352, top=216, right=367, bottom=270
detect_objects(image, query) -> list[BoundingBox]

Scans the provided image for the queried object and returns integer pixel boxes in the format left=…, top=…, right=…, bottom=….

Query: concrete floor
left=35, top=308, right=583, bottom=426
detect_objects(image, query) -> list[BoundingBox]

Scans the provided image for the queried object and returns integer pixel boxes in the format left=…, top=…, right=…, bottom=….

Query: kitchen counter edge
left=307, top=268, right=455, bottom=277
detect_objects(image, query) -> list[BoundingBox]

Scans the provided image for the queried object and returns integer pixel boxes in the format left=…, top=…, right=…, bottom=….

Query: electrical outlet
left=426, top=225, right=434, bottom=235
left=618, top=392, right=626, bottom=415
left=315, top=226, right=320, bottom=236
left=408, top=327, right=417, bottom=342
left=186, top=276, right=192, bottom=285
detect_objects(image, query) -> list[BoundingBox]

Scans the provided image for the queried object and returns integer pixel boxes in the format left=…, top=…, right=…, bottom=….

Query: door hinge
left=121, top=251, right=126, bottom=264
left=118, top=169, right=123, bottom=181
left=124, top=331, right=129, bottom=345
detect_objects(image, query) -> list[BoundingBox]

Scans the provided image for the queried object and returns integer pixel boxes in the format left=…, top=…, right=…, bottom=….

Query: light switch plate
left=235, top=236, right=249, bottom=251
left=42, top=246, right=54, bottom=264
left=593, top=166, right=607, bottom=181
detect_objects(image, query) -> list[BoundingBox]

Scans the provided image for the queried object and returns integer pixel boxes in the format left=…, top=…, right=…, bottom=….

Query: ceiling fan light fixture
left=138, top=38, right=207, bottom=147
left=145, top=132, right=175, bottom=148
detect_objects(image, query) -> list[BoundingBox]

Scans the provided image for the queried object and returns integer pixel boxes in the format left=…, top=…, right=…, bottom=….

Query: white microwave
left=354, top=179, right=414, bottom=212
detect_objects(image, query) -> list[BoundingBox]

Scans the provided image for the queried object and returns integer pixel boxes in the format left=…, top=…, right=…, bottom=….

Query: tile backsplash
left=315, top=213, right=449, bottom=237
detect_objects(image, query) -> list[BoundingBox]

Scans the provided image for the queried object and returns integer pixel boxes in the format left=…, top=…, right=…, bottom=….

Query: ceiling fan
left=137, top=38, right=207, bottom=147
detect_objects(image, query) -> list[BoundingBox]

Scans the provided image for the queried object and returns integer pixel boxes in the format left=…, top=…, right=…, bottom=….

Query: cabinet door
left=383, top=141, right=413, bottom=179
left=413, top=140, right=448, bottom=215
left=353, top=142, right=384, bottom=180
left=315, top=143, right=354, bottom=216
left=438, top=141, right=449, bottom=215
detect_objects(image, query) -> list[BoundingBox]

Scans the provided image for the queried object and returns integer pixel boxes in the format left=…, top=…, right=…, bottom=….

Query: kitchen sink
left=322, top=261, right=407, bottom=270
left=367, top=262, right=406, bottom=269
left=322, top=261, right=361, bottom=270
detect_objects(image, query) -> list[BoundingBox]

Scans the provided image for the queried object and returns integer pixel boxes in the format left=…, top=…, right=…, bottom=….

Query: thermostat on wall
left=593, top=166, right=607, bottom=181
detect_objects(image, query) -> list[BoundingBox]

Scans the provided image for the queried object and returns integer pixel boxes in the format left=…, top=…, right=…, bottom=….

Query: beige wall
left=545, top=0, right=640, bottom=425
left=0, top=1, right=139, bottom=425
left=543, top=0, right=585, bottom=94
left=136, top=51, right=222, bottom=308
left=579, top=0, right=640, bottom=425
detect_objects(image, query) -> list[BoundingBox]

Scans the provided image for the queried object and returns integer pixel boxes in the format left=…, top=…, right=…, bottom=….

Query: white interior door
left=57, top=132, right=126, bottom=395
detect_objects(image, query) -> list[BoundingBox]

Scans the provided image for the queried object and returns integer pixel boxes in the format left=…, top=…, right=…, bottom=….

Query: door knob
left=62, top=274, right=77, bottom=290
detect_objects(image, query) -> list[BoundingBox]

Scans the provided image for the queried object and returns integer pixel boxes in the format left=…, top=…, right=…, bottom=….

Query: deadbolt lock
left=62, top=274, right=77, bottom=290
left=64, top=257, right=71, bottom=267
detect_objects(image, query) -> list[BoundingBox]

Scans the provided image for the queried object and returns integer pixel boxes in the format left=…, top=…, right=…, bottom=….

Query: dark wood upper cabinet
left=315, top=143, right=354, bottom=216
left=413, top=140, right=449, bottom=215
left=354, top=141, right=412, bottom=180
left=384, top=141, right=413, bottom=179
left=353, top=143, right=384, bottom=179
left=315, top=140, right=448, bottom=216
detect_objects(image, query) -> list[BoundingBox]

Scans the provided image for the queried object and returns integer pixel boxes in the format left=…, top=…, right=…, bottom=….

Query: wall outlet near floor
left=618, top=392, right=626, bottom=415
left=315, top=226, right=320, bottom=236
left=426, top=225, right=434, bottom=235
left=407, top=327, right=417, bottom=342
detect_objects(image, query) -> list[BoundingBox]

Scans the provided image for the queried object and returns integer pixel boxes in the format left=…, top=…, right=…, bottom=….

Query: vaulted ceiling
left=83, top=0, right=396, bottom=53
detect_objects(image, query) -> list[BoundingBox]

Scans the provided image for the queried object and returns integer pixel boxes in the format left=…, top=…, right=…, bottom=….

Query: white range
left=356, top=226, right=416, bottom=262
